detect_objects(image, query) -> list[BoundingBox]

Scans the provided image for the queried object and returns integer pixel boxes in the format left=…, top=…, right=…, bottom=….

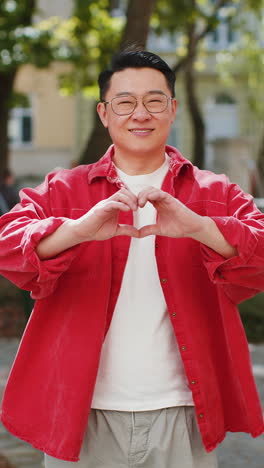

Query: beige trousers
left=45, top=406, right=218, bottom=468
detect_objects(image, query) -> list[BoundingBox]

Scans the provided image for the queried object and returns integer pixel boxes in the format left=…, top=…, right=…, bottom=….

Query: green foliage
left=9, top=91, right=31, bottom=108
left=0, top=0, right=124, bottom=94
left=26, top=1, right=125, bottom=96
left=239, top=293, right=264, bottom=343
left=54, top=1, right=124, bottom=93
left=151, top=0, right=242, bottom=70
left=153, top=0, right=238, bottom=36
left=0, top=275, right=24, bottom=309
left=0, top=0, right=56, bottom=71
left=152, top=0, right=263, bottom=118
left=216, top=10, right=264, bottom=117
left=242, top=0, right=264, bottom=16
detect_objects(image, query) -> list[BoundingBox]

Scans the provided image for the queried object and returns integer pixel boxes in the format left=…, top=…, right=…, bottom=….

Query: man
left=0, top=169, right=19, bottom=211
left=0, top=192, right=8, bottom=216
left=0, top=50, right=263, bottom=468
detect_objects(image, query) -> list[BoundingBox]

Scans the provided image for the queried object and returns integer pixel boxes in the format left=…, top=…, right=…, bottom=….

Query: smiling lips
left=129, top=128, right=154, bottom=136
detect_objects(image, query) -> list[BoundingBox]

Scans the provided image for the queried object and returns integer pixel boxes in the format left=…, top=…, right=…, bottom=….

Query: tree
left=153, top=0, right=242, bottom=168
left=216, top=7, right=264, bottom=195
left=0, top=0, right=64, bottom=174
left=79, top=0, right=245, bottom=168
left=121, top=0, right=156, bottom=48
left=78, top=0, right=221, bottom=166
left=2, top=1, right=262, bottom=173
left=79, top=0, right=156, bottom=165
left=0, top=0, right=36, bottom=174
left=0, top=0, right=127, bottom=172
left=151, top=0, right=264, bottom=169
left=0, top=0, right=153, bottom=171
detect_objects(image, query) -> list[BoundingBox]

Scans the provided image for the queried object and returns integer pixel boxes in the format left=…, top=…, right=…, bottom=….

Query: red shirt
left=0, top=145, right=263, bottom=461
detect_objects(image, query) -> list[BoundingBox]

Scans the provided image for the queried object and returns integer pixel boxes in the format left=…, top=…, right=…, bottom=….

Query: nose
left=131, top=101, right=151, bottom=120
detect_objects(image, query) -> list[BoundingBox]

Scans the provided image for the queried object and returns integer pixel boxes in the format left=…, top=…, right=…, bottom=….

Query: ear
left=97, top=102, right=109, bottom=128
left=171, top=99, right=177, bottom=124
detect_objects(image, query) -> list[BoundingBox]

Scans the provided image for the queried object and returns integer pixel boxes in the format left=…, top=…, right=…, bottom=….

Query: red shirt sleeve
left=0, top=172, right=81, bottom=299
left=200, top=183, right=264, bottom=303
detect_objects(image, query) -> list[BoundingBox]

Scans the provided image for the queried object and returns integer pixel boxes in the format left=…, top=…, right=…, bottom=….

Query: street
left=0, top=338, right=263, bottom=467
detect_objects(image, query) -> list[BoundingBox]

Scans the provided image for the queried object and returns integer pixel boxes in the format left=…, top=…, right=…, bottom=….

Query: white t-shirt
left=91, top=156, right=194, bottom=410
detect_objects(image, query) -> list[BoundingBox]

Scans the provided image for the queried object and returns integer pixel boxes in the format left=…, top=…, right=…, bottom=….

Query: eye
left=117, top=99, right=134, bottom=105
left=145, top=95, right=165, bottom=104
left=149, top=98, right=163, bottom=103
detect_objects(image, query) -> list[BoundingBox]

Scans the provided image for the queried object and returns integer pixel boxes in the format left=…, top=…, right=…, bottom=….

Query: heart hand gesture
left=137, top=187, right=204, bottom=240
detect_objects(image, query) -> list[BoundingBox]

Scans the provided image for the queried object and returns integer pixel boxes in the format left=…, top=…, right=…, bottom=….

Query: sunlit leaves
left=216, top=28, right=264, bottom=116
left=0, top=0, right=53, bottom=71
left=0, top=0, right=124, bottom=92
left=50, top=2, right=124, bottom=93
left=3, top=1, right=17, bottom=13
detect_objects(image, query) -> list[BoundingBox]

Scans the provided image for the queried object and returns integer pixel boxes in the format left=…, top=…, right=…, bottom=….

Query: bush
left=0, top=276, right=263, bottom=342
left=0, top=276, right=29, bottom=337
left=239, top=293, right=264, bottom=343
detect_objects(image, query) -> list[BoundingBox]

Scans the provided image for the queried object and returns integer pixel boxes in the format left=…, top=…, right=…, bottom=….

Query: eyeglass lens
left=111, top=94, right=169, bottom=115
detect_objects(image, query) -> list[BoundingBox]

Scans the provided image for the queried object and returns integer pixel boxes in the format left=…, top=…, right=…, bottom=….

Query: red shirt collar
left=87, top=144, right=193, bottom=184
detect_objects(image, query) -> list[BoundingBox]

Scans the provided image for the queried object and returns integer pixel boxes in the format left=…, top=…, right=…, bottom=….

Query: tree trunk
left=79, top=103, right=112, bottom=165
left=0, top=0, right=36, bottom=175
left=122, top=0, right=156, bottom=48
left=183, top=20, right=205, bottom=169
left=184, top=62, right=205, bottom=168
left=0, top=71, right=17, bottom=174
left=79, top=0, right=156, bottom=165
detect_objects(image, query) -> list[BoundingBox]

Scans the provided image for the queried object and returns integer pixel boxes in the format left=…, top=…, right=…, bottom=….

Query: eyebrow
left=115, top=90, right=166, bottom=97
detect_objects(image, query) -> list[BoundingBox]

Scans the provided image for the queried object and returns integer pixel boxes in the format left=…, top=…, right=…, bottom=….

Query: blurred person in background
left=0, top=192, right=8, bottom=216
left=0, top=169, right=19, bottom=211
left=0, top=49, right=264, bottom=468
left=0, top=168, right=33, bottom=319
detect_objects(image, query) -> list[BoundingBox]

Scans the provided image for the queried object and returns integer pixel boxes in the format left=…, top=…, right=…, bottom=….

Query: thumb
left=115, top=224, right=139, bottom=238
left=138, top=224, right=159, bottom=238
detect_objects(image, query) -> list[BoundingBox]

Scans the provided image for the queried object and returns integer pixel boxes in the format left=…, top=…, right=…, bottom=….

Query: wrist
left=36, top=219, right=81, bottom=260
left=64, top=218, right=89, bottom=245
left=188, top=216, right=212, bottom=243
left=190, top=216, right=237, bottom=259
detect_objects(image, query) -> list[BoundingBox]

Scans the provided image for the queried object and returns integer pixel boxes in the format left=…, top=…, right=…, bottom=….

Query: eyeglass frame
left=102, top=92, right=174, bottom=116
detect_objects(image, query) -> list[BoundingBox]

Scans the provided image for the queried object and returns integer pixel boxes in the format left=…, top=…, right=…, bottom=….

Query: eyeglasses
left=103, top=93, right=173, bottom=116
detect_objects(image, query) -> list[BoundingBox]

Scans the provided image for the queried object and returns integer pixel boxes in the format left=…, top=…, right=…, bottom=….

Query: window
left=8, top=95, right=33, bottom=147
left=205, top=93, right=238, bottom=140
left=215, top=93, right=236, bottom=104
left=109, top=0, right=127, bottom=16
left=167, top=105, right=181, bottom=148
left=208, top=18, right=237, bottom=49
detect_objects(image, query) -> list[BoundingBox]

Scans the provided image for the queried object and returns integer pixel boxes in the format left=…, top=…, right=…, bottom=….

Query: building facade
left=9, top=0, right=263, bottom=194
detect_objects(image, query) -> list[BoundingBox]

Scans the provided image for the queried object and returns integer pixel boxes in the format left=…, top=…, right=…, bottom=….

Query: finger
left=114, top=194, right=137, bottom=211
left=115, top=224, right=139, bottom=237
left=102, top=201, right=132, bottom=213
left=111, top=189, right=138, bottom=210
left=138, top=224, right=160, bottom=238
left=138, top=189, right=167, bottom=208
left=137, top=187, right=157, bottom=207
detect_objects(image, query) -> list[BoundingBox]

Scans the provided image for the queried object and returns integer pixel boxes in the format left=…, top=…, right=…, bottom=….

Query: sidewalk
left=0, top=338, right=264, bottom=467
left=216, top=343, right=264, bottom=468
left=0, top=339, right=43, bottom=468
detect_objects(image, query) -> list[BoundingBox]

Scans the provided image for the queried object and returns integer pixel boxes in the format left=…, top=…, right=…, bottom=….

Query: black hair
left=98, top=49, right=176, bottom=101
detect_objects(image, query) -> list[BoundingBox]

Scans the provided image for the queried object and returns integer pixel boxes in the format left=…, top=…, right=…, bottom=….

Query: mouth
left=129, top=129, right=154, bottom=136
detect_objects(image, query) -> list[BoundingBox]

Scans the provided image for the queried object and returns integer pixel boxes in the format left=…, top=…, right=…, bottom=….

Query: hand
left=70, top=187, right=139, bottom=242
left=37, top=186, right=236, bottom=260
left=137, top=186, right=205, bottom=239
left=136, top=187, right=237, bottom=258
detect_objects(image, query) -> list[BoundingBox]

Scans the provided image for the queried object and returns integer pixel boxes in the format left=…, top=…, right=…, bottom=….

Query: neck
left=113, top=148, right=166, bottom=175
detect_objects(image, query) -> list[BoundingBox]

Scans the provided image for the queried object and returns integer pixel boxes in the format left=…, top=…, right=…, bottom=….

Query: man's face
left=97, top=67, right=177, bottom=160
